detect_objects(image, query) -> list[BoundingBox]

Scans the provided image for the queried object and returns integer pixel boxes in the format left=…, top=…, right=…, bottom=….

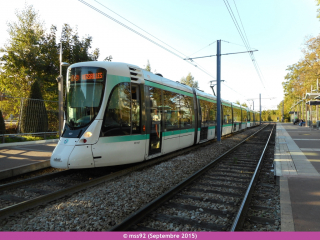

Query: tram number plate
left=134, top=141, right=140, bottom=144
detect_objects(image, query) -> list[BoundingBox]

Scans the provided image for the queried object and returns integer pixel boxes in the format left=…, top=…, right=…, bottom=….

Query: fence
left=0, top=96, right=58, bottom=142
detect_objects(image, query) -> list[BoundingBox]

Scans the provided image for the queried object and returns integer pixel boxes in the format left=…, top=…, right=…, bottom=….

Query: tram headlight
left=84, top=132, right=93, bottom=138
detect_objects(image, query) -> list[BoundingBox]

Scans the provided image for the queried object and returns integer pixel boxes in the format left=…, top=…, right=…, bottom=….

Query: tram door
left=199, top=100, right=208, bottom=141
left=148, top=87, right=162, bottom=155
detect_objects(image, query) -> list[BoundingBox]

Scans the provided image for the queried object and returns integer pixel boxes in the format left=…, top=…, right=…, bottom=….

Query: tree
left=0, top=5, right=102, bottom=102
left=317, top=0, right=320, bottom=19
left=20, top=81, right=48, bottom=133
left=145, top=60, right=151, bottom=72
left=181, top=73, right=198, bottom=88
left=282, top=35, right=320, bottom=118
left=0, top=110, right=5, bottom=134
left=241, top=102, right=248, bottom=108
left=0, top=4, right=45, bottom=99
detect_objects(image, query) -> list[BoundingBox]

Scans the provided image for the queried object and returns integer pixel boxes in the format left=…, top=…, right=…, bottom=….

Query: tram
left=51, top=62, right=260, bottom=169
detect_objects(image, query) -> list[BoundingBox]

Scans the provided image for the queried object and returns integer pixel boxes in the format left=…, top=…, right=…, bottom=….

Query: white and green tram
left=51, top=62, right=260, bottom=169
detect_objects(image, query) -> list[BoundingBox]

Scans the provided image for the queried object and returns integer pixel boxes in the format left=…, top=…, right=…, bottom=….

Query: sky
left=1, top=0, right=320, bottom=110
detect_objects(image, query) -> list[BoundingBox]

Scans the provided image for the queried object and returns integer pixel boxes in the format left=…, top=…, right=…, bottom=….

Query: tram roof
left=68, top=62, right=252, bottom=110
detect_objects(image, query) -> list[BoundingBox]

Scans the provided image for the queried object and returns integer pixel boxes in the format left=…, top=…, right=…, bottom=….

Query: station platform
left=275, top=123, right=320, bottom=231
left=0, top=139, right=57, bottom=180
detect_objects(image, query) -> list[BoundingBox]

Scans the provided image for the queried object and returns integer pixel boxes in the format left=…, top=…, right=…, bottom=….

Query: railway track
left=242, top=126, right=280, bottom=231
left=110, top=124, right=275, bottom=231
left=0, top=125, right=265, bottom=225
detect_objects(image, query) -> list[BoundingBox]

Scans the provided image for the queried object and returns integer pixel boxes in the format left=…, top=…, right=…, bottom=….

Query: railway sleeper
left=0, top=194, right=27, bottom=203
left=207, top=174, right=251, bottom=180
left=144, top=213, right=226, bottom=231
left=21, top=187, right=52, bottom=195
left=177, top=194, right=237, bottom=206
left=187, top=188, right=243, bottom=197
left=194, top=182, right=246, bottom=191
left=164, top=202, right=233, bottom=217
left=246, top=216, right=275, bottom=225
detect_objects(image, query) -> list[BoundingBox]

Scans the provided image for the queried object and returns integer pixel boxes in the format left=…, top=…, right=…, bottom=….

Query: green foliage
left=104, top=55, right=113, bottom=61
left=316, top=0, right=320, bottom=19
left=261, top=110, right=279, bottom=122
left=181, top=73, right=198, bottom=88
left=4, top=134, right=58, bottom=143
left=145, top=60, right=151, bottom=72
left=282, top=35, right=320, bottom=117
left=0, top=5, right=45, bottom=99
left=0, top=4, right=101, bottom=103
left=0, top=4, right=105, bottom=133
left=0, top=110, right=5, bottom=134
left=241, top=102, right=248, bottom=108
left=20, top=81, right=48, bottom=133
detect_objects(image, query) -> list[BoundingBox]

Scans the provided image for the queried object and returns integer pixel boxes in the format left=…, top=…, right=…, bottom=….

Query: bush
left=0, top=110, right=5, bottom=134
left=20, top=81, right=48, bottom=133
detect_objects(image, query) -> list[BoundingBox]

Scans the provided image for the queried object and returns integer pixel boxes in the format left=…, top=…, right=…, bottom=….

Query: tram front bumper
left=50, top=142, right=75, bottom=169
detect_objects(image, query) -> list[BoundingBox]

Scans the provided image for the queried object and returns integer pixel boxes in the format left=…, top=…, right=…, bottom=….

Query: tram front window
left=66, top=67, right=106, bottom=128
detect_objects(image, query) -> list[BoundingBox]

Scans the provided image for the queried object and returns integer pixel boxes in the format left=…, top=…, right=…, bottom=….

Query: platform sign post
left=217, top=40, right=222, bottom=143
left=58, top=43, right=63, bottom=137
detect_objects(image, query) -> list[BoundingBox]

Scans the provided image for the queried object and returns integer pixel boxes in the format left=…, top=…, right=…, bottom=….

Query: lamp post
left=56, top=43, right=69, bottom=137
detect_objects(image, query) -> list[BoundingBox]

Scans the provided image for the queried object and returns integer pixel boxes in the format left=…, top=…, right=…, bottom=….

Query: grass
left=1, top=134, right=59, bottom=143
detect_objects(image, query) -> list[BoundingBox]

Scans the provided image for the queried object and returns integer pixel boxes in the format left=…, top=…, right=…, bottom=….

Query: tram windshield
left=66, top=67, right=106, bottom=128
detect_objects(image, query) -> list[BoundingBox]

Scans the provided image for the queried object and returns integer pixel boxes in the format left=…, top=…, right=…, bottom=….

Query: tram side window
left=233, top=107, right=241, bottom=123
left=223, top=105, right=232, bottom=124
left=200, top=100, right=215, bottom=127
left=200, top=100, right=208, bottom=127
left=149, top=86, right=162, bottom=123
left=131, top=85, right=141, bottom=134
left=242, top=110, right=247, bottom=122
left=180, top=95, right=194, bottom=129
left=250, top=112, right=254, bottom=122
left=163, top=90, right=180, bottom=131
left=101, top=83, right=131, bottom=136
left=208, top=102, right=217, bottom=126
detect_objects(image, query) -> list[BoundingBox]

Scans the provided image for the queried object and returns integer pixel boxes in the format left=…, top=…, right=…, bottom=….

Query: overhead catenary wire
left=186, top=41, right=217, bottom=58
left=223, top=0, right=267, bottom=90
left=79, top=0, right=216, bottom=79
left=93, top=0, right=187, bottom=58
left=78, top=0, right=247, bottom=99
left=232, top=0, right=252, bottom=51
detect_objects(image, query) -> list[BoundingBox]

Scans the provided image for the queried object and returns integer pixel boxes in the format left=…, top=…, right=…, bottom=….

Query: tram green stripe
left=145, top=80, right=193, bottom=97
left=222, top=103, right=232, bottom=107
left=223, top=124, right=233, bottom=127
left=99, top=134, right=149, bottom=143
left=197, top=96, right=216, bottom=103
left=163, top=128, right=195, bottom=137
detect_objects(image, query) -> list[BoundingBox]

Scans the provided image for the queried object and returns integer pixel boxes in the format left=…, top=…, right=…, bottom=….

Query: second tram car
left=51, top=62, right=261, bottom=169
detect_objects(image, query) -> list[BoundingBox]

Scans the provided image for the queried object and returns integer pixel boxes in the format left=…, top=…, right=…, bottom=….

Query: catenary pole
left=259, top=93, right=261, bottom=124
left=217, top=40, right=222, bottom=143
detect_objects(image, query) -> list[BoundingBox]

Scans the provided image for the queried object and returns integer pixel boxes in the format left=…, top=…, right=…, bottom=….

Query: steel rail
left=230, top=124, right=275, bottom=231
left=0, top=170, right=70, bottom=192
left=109, top=124, right=270, bottom=231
